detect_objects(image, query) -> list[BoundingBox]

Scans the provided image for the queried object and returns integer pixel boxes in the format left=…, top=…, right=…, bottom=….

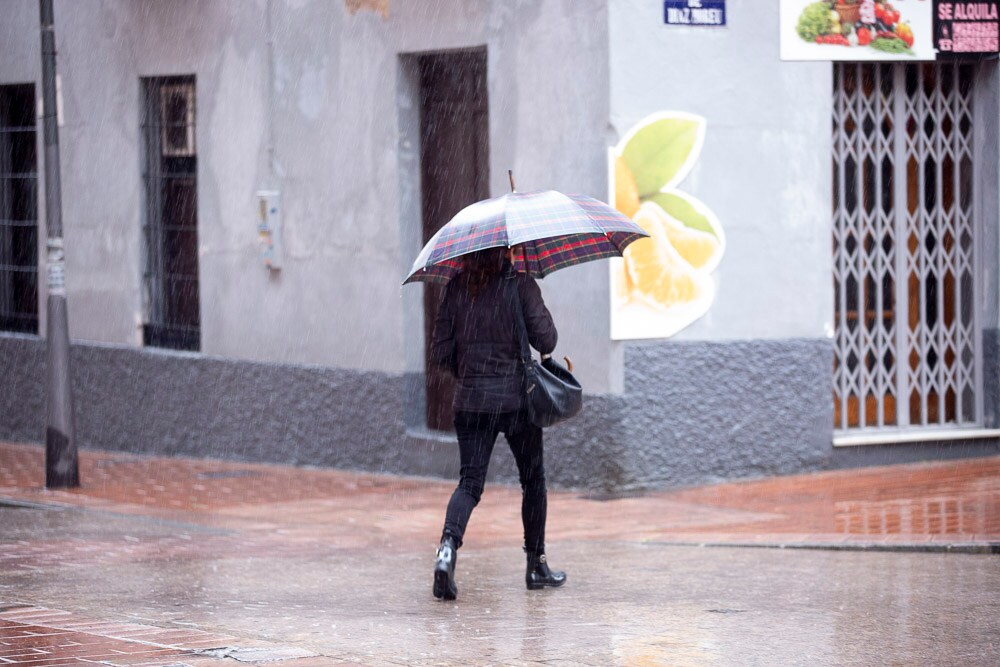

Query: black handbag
left=508, top=277, right=583, bottom=428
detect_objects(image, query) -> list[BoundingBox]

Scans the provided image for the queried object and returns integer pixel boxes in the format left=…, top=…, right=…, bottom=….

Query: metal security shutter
left=832, top=63, right=981, bottom=434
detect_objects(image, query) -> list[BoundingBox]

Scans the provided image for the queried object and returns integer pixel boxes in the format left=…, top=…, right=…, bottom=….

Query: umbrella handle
left=541, top=353, right=573, bottom=373
left=508, top=170, right=515, bottom=193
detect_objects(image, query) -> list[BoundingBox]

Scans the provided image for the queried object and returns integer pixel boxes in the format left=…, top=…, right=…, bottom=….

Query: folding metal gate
left=832, top=63, right=982, bottom=433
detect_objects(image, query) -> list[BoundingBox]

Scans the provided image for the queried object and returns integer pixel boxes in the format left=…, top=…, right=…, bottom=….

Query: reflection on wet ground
left=3, top=443, right=998, bottom=548
left=662, top=455, right=1000, bottom=546
left=1, top=443, right=998, bottom=665
left=834, top=492, right=998, bottom=537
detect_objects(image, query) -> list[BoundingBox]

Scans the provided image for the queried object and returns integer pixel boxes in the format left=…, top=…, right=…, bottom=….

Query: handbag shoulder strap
left=506, top=274, right=533, bottom=366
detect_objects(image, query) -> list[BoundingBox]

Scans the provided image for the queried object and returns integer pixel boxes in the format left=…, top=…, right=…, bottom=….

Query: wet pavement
left=1, top=442, right=999, bottom=665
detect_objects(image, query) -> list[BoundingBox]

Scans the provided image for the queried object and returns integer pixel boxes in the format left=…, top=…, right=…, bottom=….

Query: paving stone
left=195, top=648, right=316, bottom=663
left=2, top=442, right=998, bottom=664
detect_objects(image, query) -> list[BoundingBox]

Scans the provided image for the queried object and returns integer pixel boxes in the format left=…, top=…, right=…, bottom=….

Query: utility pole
left=39, top=0, right=78, bottom=488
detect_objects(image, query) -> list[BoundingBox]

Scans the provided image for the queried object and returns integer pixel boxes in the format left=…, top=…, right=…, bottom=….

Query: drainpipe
left=266, top=0, right=276, bottom=185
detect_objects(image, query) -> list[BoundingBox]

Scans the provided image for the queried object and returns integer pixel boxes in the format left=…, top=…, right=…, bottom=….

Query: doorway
left=418, top=49, right=489, bottom=431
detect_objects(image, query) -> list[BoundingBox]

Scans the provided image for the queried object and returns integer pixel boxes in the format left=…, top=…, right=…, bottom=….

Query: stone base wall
left=2, top=334, right=996, bottom=491
left=1, top=334, right=407, bottom=472
left=617, top=339, right=835, bottom=489
left=984, top=328, right=1000, bottom=429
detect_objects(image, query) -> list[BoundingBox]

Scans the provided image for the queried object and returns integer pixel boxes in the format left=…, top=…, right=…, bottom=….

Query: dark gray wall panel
left=0, top=335, right=45, bottom=445
left=618, top=338, right=835, bottom=489
left=0, top=335, right=631, bottom=488
left=73, top=344, right=408, bottom=471
left=3, top=335, right=996, bottom=492
left=1, top=336, right=409, bottom=472
left=511, top=394, right=628, bottom=492
left=983, top=328, right=999, bottom=429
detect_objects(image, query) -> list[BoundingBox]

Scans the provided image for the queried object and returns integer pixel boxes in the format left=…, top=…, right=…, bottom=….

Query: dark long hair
left=461, top=247, right=507, bottom=296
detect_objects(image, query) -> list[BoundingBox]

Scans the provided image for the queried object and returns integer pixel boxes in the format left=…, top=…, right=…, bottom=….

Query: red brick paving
left=2, top=442, right=998, bottom=550
left=0, top=606, right=221, bottom=667
left=0, top=606, right=365, bottom=667
left=0, top=443, right=416, bottom=513
left=664, top=455, right=1000, bottom=544
left=1, top=442, right=998, bottom=665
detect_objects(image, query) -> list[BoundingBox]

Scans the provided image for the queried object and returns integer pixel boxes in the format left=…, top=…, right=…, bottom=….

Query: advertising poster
left=934, top=1, right=1000, bottom=56
left=609, top=113, right=725, bottom=341
left=780, top=0, right=936, bottom=60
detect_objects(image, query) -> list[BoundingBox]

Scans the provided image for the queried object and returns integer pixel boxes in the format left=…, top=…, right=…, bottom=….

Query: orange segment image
left=623, top=204, right=705, bottom=309
left=610, top=112, right=725, bottom=340
left=614, top=156, right=641, bottom=219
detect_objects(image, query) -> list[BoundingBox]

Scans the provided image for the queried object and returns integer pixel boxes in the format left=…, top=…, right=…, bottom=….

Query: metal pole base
left=45, top=427, right=79, bottom=488
left=44, top=292, right=78, bottom=489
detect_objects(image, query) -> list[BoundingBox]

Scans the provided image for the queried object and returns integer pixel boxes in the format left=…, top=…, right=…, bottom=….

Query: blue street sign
left=664, top=0, right=726, bottom=27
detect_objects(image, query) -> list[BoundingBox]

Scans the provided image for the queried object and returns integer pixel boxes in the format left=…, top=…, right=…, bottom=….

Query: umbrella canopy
left=404, top=190, right=648, bottom=285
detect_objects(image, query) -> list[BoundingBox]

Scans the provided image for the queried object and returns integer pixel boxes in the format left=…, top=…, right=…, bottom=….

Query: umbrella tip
left=508, top=169, right=515, bottom=193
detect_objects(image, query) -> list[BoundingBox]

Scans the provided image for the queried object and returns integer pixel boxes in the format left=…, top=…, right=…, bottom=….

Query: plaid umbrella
left=404, top=190, right=648, bottom=285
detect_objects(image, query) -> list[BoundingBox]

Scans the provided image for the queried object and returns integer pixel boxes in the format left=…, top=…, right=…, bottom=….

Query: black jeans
left=442, top=410, right=546, bottom=554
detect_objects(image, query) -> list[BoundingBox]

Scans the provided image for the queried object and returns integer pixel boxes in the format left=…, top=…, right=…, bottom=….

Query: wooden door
left=419, top=49, right=489, bottom=431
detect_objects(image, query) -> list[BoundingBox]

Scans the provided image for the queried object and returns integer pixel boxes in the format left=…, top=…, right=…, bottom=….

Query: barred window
left=141, top=76, right=200, bottom=351
left=832, top=63, right=981, bottom=433
left=0, top=84, right=38, bottom=335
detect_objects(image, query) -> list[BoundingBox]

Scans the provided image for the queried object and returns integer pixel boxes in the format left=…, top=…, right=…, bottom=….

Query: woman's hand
left=507, top=244, right=525, bottom=271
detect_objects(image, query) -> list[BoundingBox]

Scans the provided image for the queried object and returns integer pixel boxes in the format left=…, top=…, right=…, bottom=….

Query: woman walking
left=429, top=246, right=567, bottom=601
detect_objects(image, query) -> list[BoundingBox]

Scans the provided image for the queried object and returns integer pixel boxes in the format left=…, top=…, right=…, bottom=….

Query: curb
left=642, top=540, right=1000, bottom=555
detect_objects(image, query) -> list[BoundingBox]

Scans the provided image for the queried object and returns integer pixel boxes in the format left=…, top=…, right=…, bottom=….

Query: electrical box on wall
left=256, top=190, right=282, bottom=270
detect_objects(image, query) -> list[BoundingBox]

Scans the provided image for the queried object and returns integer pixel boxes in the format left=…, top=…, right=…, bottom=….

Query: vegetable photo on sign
left=780, top=0, right=936, bottom=60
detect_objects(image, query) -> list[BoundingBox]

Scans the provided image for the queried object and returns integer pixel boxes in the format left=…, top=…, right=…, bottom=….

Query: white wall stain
left=296, top=57, right=327, bottom=121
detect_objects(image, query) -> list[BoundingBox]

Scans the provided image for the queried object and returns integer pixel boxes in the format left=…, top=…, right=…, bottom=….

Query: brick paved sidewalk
left=2, top=443, right=999, bottom=666
left=0, top=605, right=362, bottom=667
left=2, top=442, right=998, bottom=551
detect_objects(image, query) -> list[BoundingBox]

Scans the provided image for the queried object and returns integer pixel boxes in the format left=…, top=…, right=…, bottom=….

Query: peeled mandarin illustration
left=610, top=112, right=723, bottom=339
left=614, top=157, right=641, bottom=219
left=623, top=204, right=705, bottom=309
left=645, top=203, right=721, bottom=270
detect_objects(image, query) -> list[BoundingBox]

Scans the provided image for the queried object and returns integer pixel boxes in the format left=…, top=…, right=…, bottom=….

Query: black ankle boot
left=526, top=551, right=566, bottom=590
left=433, top=536, right=458, bottom=600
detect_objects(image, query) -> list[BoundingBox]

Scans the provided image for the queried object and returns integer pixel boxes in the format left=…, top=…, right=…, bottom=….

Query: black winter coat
left=430, top=264, right=558, bottom=413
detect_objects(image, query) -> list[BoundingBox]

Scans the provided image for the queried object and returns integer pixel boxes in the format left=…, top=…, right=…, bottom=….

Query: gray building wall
left=0, top=334, right=838, bottom=490
left=609, top=0, right=834, bottom=344
left=0, top=0, right=616, bottom=388
left=603, top=0, right=839, bottom=475
left=4, top=332, right=998, bottom=491
left=977, top=61, right=1000, bottom=430
left=978, top=79, right=999, bottom=450
left=1, top=0, right=997, bottom=491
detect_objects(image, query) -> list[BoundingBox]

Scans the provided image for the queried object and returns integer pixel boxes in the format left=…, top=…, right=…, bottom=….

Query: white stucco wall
left=609, top=0, right=834, bottom=343
left=1, top=0, right=617, bottom=390
left=978, top=62, right=1000, bottom=332
left=8, top=1, right=988, bottom=397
